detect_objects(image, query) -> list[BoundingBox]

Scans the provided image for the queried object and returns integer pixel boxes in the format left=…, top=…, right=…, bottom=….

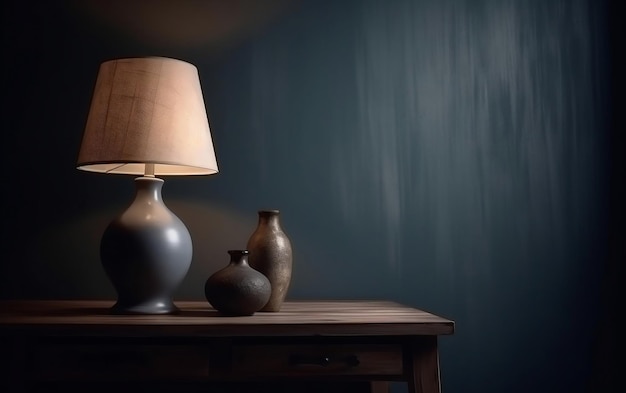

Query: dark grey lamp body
left=100, top=176, right=192, bottom=314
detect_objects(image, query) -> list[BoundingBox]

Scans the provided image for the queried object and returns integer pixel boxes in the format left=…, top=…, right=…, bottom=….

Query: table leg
left=407, top=336, right=441, bottom=393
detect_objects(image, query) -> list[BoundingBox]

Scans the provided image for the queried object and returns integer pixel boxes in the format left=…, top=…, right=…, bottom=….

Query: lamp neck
left=134, top=176, right=165, bottom=203
left=144, top=163, right=156, bottom=177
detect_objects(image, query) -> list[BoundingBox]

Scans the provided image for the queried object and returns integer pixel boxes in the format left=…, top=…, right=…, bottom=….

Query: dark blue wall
left=2, top=1, right=620, bottom=392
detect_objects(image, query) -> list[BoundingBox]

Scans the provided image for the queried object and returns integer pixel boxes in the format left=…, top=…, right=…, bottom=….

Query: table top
left=0, top=300, right=454, bottom=337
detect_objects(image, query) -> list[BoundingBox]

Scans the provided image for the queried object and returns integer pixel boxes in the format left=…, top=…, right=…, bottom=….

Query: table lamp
left=76, top=57, right=218, bottom=314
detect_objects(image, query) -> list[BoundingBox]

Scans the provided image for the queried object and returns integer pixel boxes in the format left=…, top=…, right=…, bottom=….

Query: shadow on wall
left=33, top=200, right=257, bottom=301
left=33, top=196, right=337, bottom=303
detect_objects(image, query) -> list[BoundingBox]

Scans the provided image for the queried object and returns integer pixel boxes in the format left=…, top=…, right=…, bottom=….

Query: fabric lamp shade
left=77, top=57, right=218, bottom=176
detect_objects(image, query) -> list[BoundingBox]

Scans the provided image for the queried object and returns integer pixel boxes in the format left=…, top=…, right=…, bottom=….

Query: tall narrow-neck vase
left=246, top=210, right=292, bottom=312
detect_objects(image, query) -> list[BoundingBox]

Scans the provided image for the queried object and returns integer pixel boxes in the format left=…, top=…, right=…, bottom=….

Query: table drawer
left=232, top=344, right=403, bottom=377
left=33, top=344, right=210, bottom=380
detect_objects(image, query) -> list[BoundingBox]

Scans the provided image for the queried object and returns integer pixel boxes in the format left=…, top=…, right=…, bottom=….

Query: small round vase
left=246, top=210, right=293, bottom=312
left=204, top=250, right=271, bottom=316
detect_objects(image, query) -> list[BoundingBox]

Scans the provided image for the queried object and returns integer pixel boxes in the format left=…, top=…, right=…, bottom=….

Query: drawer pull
left=289, top=354, right=360, bottom=367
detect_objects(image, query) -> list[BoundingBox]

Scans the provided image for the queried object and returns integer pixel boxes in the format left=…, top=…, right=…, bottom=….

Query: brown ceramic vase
left=204, top=250, right=271, bottom=316
left=246, top=210, right=293, bottom=312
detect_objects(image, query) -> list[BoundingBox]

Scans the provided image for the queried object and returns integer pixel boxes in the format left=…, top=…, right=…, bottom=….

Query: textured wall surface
left=1, top=1, right=617, bottom=392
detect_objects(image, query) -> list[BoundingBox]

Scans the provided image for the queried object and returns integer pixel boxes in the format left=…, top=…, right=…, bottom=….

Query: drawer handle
left=289, top=354, right=360, bottom=367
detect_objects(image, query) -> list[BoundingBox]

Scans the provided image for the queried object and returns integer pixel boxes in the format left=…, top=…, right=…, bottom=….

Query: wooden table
left=0, top=300, right=454, bottom=393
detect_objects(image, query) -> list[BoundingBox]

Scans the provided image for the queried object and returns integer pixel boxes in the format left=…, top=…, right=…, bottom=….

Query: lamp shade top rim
left=100, top=56, right=197, bottom=69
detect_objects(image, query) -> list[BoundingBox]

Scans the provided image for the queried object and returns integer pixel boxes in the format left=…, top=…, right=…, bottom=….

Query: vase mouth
left=258, top=209, right=280, bottom=215
left=228, top=249, right=249, bottom=255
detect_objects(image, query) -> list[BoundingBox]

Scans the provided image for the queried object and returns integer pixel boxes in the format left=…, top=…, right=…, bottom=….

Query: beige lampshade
left=77, top=57, right=218, bottom=176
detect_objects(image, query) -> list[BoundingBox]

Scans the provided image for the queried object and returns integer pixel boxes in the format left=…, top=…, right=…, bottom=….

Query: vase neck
left=258, top=211, right=281, bottom=229
left=228, top=250, right=250, bottom=266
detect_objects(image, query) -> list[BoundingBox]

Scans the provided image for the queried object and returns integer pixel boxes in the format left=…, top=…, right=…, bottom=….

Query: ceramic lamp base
left=100, top=176, right=192, bottom=315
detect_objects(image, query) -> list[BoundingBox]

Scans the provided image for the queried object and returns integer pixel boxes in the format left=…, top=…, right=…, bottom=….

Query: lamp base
left=100, top=176, right=193, bottom=316
left=110, top=299, right=180, bottom=315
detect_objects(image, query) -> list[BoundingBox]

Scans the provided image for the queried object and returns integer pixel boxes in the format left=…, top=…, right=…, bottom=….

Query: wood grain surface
left=0, top=300, right=454, bottom=337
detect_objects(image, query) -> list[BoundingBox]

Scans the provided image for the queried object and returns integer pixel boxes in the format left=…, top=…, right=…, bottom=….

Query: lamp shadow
left=50, top=307, right=244, bottom=318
